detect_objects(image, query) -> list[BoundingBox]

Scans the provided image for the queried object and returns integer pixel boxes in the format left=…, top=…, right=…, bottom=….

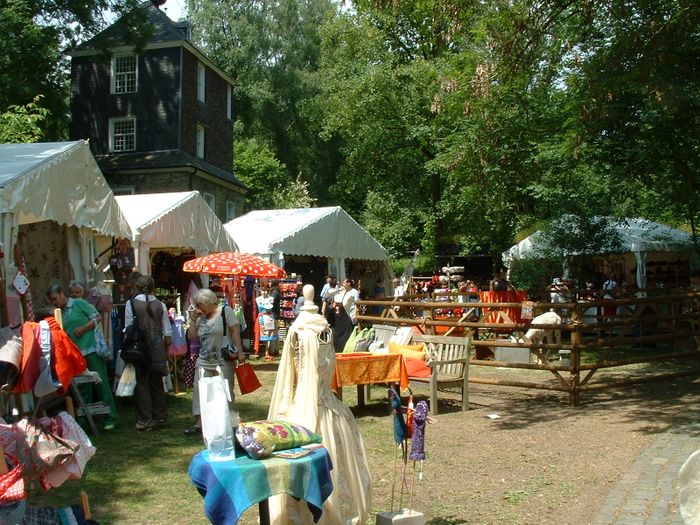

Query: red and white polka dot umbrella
left=182, top=252, right=286, bottom=278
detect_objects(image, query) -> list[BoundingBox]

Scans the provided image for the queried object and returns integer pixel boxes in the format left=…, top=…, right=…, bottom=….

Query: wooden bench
left=369, top=324, right=399, bottom=349
left=410, top=334, right=471, bottom=415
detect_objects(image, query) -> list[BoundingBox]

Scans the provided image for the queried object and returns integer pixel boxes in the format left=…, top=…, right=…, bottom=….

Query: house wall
left=70, top=47, right=182, bottom=155
left=181, top=49, right=233, bottom=173
left=105, top=171, right=246, bottom=221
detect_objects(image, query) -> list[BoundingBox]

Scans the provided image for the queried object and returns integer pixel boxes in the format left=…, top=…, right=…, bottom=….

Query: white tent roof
left=503, top=216, right=694, bottom=265
left=116, top=191, right=237, bottom=254
left=0, top=140, right=131, bottom=238
left=224, top=206, right=388, bottom=261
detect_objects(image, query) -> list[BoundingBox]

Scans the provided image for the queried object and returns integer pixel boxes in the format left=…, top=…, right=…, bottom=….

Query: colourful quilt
left=189, top=447, right=333, bottom=524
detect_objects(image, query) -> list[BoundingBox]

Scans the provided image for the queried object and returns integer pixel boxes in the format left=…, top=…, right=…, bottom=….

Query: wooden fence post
left=570, top=301, right=583, bottom=406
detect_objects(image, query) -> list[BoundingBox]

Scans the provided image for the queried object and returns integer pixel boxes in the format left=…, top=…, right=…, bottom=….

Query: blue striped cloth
left=189, top=448, right=334, bottom=524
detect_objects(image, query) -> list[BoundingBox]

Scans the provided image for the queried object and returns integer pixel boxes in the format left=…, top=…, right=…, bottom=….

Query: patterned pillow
left=235, top=420, right=322, bottom=459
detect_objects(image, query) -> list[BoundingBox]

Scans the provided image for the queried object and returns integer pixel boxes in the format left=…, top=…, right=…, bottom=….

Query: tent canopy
left=0, top=140, right=131, bottom=238
left=115, top=191, right=237, bottom=254
left=503, top=216, right=694, bottom=265
left=224, top=206, right=388, bottom=261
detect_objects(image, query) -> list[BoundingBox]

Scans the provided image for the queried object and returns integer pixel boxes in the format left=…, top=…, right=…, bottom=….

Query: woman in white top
left=334, top=278, right=360, bottom=322
left=184, top=288, right=245, bottom=435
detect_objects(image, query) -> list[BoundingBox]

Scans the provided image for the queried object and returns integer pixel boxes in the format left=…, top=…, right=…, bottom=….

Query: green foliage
left=0, top=96, right=49, bottom=143
left=270, top=174, right=318, bottom=209
left=0, top=0, right=146, bottom=140
left=509, top=258, right=563, bottom=298
left=233, top=135, right=288, bottom=210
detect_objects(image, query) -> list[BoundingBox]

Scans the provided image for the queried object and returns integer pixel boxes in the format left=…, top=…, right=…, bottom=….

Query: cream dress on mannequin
left=267, top=285, right=372, bottom=525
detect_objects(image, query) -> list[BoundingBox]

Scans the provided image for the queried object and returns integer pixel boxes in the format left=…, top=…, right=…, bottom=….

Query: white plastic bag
left=115, top=364, right=136, bottom=397
left=199, top=367, right=235, bottom=458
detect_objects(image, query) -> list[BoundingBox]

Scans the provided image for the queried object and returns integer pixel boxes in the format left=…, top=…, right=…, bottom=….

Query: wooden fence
left=356, top=291, right=700, bottom=406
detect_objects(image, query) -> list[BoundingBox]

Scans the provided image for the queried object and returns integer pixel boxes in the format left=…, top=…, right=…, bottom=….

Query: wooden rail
left=356, top=291, right=700, bottom=406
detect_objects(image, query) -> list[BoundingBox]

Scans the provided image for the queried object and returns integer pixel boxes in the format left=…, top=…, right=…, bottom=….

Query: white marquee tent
left=116, top=191, right=238, bottom=274
left=502, top=216, right=696, bottom=289
left=225, top=206, right=391, bottom=283
left=0, top=141, right=132, bottom=321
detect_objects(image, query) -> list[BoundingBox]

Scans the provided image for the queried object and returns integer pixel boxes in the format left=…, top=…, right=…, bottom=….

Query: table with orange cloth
left=479, top=291, right=529, bottom=324
left=332, top=352, right=410, bottom=406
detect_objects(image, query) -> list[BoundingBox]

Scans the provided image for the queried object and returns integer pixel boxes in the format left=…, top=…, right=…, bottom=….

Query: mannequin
left=267, top=284, right=372, bottom=525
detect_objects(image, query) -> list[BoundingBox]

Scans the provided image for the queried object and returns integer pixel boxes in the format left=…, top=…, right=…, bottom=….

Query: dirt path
left=358, top=376, right=700, bottom=525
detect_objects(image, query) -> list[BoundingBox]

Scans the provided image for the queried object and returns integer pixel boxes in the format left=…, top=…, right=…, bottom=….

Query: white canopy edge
left=224, top=206, right=389, bottom=261
left=0, top=140, right=132, bottom=239
left=115, top=191, right=238, bottom=255
left=503, top=216, right=694, bottom=265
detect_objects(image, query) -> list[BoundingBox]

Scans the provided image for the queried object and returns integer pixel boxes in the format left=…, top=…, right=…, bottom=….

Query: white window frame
left=109, top=117, right=136, bottom=152
left=203, top=192, right=215, bottom=211
left=225, top=200, right=236, bottom=221
left=111, top=54, right=138, bottom=94
left=227, top=85, right=232, bottom=120
left=196, top=124, right=205, bottom=158
left=197, top=61, right=206, bottom=102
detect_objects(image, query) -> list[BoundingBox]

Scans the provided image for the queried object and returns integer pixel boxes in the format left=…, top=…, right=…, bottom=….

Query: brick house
left=68, top=2, right=246, bottom=222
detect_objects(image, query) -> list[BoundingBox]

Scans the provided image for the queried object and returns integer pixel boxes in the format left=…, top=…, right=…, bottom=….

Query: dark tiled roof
left=95, top=149, right=246, bottom=190
left=73, top=2, right=189, bottom=51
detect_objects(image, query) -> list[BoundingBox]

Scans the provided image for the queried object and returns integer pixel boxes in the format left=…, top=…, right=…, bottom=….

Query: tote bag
left=199, top=368, right=235, bottom=458
left=234, top=363, right=261, bottom=395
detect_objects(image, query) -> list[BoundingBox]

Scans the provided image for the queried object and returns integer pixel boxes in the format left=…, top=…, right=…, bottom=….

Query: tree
left=187, top=0, right=342, bottom=202
left=0, top=96, right=49, bottom=143
left=0, top=0, right=148, bottom=140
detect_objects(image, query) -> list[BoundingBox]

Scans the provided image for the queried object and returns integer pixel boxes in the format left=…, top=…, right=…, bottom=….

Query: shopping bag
left=199, top=368, right=235, bottom=458
left=115, top=364, right=136, bottom=397
left=234, top=363, right=261, bottom=395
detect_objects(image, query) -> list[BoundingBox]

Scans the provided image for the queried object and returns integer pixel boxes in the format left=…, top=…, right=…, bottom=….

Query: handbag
left=234, top=363, right=261, bottom=395
left=121, top=299, right=149, bottom=366
left=199, top=367, right=235, bottom=458
left=94, top=326, right=111, bottom=360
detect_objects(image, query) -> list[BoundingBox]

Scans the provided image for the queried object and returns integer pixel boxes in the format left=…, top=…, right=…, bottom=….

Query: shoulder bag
left=121, top=299, right=149, bottom=366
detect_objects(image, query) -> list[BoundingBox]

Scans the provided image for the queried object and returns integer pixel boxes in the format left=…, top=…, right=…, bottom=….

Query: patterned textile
left=332, top=352, right=409, bottom=393
left=188, top=447, right=333, bottom=525
left=0, top=454, right=26, bottom=503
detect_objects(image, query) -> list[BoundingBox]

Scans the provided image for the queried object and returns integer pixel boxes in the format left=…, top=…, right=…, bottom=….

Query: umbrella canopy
left=182, top=252, right=286, bottom=278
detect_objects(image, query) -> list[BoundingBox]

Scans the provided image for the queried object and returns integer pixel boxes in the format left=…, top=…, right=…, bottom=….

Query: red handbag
left=234, top=363, right=261, bottom=395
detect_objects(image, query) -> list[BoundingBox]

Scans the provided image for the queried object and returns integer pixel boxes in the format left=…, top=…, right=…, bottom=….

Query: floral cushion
left=235, top=420, right=322, bottom=459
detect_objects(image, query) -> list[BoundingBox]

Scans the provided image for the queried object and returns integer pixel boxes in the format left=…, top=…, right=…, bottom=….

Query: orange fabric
left=14, top=323, right=42, bottom=393
left=332, top=352, right=409, bottom=392
left=479, top=291, right=529, bottom=324
left=45, top=317, right=87, bottom=394
left=404, top=358, right=431, bottom=378
left=388, top=341, right=426, bottom=361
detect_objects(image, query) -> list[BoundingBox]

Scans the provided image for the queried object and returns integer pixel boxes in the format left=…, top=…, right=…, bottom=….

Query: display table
left=189, top=447, right=334, bottom=525
left=479, top=291, right=529, bottom=324
left=332, top=352, right=409, bottom=406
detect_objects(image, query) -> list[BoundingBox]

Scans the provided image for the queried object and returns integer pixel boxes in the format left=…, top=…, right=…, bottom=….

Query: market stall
left=115, top=191, right=238, bottom=310
left=0, top=141, right=132, bottom=326
left=502, top=216, right=696, bottom=290
left=224, top=207, right=392, bottom=299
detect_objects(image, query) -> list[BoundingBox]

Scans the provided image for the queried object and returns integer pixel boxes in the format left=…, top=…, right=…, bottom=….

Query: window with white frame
left=197, top=61, right=206, bottom=102
left=111, top=54, right=137, bottom=94
left=225, top=200, right=236, bottom=221
left=203, top=192, right=215, bottom=211
left=109, top=117, right=136, bottom=152
left=226, top=85, right=232, bottom=120
left=196, top=124, right=205, bottom=158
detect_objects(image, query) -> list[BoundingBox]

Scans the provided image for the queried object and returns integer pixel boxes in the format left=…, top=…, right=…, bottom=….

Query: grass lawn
left=27, top=361, right=398, bottom=524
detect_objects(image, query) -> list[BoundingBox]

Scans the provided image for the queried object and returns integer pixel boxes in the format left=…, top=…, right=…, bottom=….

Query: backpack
left=121, top=299, right=149, bottom=366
